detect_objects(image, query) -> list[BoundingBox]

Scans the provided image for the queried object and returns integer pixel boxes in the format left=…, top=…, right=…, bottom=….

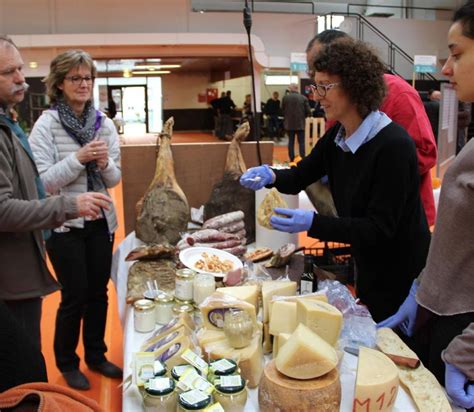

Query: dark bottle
left=300, top=254, right=317, bottom=294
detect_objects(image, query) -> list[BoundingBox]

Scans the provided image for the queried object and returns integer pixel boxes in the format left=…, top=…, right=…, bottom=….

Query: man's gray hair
left=0, top=34, right=18, bottom=49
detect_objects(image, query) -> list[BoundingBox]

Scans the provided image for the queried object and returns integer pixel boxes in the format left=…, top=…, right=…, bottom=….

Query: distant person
left=210, top=91, right=224, bottom=137
left=264, top=91, right=281, bottom=139
left=424, top=89, right=441, bottom=143
left=306, top=29, right=438, bottom=226
left=307, top=91, right=325, bottom=118
left=282, top=83, right=310, bottom=161
left=218, top=90, right=236, bottom=140
left=243, top=93, right=252, bottom=120
left=457, top=101, right=472, bottom=154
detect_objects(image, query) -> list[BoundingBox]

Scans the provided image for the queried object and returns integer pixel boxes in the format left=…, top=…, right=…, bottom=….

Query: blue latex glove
left=445, top=363, right=474, bottom=409
left=377, top=280, right=418, bottom=336
left=270, top=208, right=314, bottom=233
left=240, top=165, right=275, bottom=190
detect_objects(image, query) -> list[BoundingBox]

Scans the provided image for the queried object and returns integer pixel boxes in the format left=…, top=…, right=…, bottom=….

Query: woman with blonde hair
left=30, top=50, right=122, bottom=390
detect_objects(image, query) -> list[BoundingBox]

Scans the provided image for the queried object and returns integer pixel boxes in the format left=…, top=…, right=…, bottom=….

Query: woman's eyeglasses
left=310, top=82, right=340, bottom=97
left=64, top=75, right=95, bottom=85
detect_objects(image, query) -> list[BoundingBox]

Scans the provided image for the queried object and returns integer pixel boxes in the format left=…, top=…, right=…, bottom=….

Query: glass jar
left=223, top=310, right=254, bottom=348
left=177, top=389, right=212, bottom=411
left=213, top=375, right=247, bottom=412
left=208, top=359, right=238, bottom=383
left=154, top=292, right=174, bottom=325
left=193, top=273, right=216, bottom=305
left=134, top=299, right=156, bottom=333
left=142, top=377, right=177, bottom=412
left=175, top=269, right=196, bottom=302
left=173, top=302, right=194, bottom=318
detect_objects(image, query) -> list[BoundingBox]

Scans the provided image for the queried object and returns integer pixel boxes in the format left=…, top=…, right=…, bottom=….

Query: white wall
left=162, top=72, right=210, bottom=109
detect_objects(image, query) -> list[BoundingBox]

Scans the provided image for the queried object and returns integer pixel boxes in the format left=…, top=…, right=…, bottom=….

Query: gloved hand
left=445, top=363, right=474, bottom=409
left=377, top=280, right=418, bottom=336
left=240, top=165, right=275, bottom=190
left=270, top=208, right=314, bottom=233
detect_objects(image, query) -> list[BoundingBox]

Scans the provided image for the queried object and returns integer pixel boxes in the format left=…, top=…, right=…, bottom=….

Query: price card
left=211, top=359, right=235, bottom=373
left=148, top=377, right=172, bottom=391
left=220, top=375, right=242, bottom=388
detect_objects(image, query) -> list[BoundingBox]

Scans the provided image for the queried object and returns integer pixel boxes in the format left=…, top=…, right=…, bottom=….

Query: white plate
left=179, top=247, right=243, bottom=278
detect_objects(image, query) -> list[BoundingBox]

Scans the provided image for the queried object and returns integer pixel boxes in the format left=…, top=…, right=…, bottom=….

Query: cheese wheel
left=259, top=360, right=341, bottom=412
left=275, top=323, right=338, bottom=379
left=354, top=347, right=399, bottom=412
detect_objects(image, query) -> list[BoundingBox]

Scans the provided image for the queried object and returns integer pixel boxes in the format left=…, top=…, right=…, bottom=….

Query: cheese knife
left=344, top=346, right=420, bottom=369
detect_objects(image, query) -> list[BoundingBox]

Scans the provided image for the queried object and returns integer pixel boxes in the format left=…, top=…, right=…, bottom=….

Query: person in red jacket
left=306, top=30, right=438, bottom=226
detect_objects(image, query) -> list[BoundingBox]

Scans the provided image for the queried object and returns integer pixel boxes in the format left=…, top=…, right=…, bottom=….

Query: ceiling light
left=132, top=70, right=171, bottom=75
left=29, top=61, right=38, bottom=69
left=134, top=64, right=181, bottom=70
left=123, top=69, right=132, bottom=78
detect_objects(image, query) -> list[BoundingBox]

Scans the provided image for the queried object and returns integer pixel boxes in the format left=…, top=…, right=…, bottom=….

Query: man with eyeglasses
left=282, top=83, right=311, bottom=161
left=0, top=35, right=112, bottom=386
left=306, top=29, right=437, bottom=227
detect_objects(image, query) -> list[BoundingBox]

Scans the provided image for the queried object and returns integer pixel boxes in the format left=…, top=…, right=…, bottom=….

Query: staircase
left=321, top=12, right=437, bottom=82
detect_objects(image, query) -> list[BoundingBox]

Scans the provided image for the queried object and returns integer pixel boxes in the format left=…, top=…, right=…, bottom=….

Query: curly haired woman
left=240, top=38, right=431, bottom=322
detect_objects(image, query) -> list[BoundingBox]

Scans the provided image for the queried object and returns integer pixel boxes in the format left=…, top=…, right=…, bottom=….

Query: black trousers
left=0, top=300, right=47, bottom=391
left=4, top=297, right=43, bottom=350
left=400, top=309, right=474, bottom=385
left=46, top=219, right=114, bottom=372
left=287, top=129, right=305, bottom=161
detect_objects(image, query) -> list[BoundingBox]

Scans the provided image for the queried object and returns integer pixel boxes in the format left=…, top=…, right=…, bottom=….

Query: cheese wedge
left=272, top=333, right=291, bottom=358
left=268, top=293, right=328, bottom=320
left=200, top=292, right=257, bottom=331
left=196, top=328, right=226, bottom=351
left=216, top=285, right=259, bottom=312
left=353, top=347, right=399, bottom=412
left=269, top=301, right=297, bottom=335
left=296, top=300, right=342, bottom=346
left=262, top=281, right=297, bottom=323
left=275, top=323, right=338, bottom=379
left=203, top=332, right=263, bottom=388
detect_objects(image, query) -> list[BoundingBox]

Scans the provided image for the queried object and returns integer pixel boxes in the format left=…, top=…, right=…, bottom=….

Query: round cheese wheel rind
left=259, top=360, right=341, bottom=412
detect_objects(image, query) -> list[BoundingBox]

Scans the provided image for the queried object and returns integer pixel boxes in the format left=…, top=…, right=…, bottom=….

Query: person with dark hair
left=241, top=38, right=430, bottom=323
left=306, top=29, right=438, bottom=227
left=379, top=2, right=474, bottom=408
left=282, top=83, right=311, bottom=160
left=218, top=90, right=236, bottom=140
left=264, top=91, right=281, bottom=139
left=29, top=49, right=122, bottom=390
left=424, top=89, right=441, bottom=142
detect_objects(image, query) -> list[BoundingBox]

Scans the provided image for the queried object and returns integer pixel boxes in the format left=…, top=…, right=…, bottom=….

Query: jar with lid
left=173, top=302, right=194, bottom=317
left=193, top=273, right=215, bottom=305
left=223, top=309, right=254, bottom=348
left=154, top=292, right=174, bottom=325
left=171, top=364, right=199, bottom=384
left=213, top=375, right=247, bottom=412
left=208, top=358, right=238, bottom=383
left=142, top=377, right=177, bottom=412
left=134, top=299, right=156, bottom=333
left=177, top=389, right=212, bottom=411
left=175, top=269, right=195, bottom=302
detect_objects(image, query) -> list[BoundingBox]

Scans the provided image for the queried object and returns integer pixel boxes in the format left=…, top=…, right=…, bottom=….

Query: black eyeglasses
left=64, top=75, right=95, bottom=85
left=310, top=82, right=340, bottom=97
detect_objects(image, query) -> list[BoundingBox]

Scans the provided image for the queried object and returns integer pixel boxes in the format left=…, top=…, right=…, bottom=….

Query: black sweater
left=272, top=122, right=431, bottom=321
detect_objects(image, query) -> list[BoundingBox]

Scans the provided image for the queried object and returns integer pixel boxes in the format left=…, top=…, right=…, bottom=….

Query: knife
left=344, top=346, right=420, bottom=369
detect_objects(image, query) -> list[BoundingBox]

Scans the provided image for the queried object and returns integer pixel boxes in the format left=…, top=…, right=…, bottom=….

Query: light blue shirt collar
left=335, top=111, right=392, bottom=153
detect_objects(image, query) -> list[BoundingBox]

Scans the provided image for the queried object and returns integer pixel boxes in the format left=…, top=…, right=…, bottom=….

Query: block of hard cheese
left=275, top=323, right=338, bottom=379
left=203, top=332, right=263, bottom=388
left=216, top=284, right=259, bottom=312
left=200, top=291, right=257, bottom=331
left=268, top=293, right=328, bottom=320
left=196, top=328, right=226, bottom=351
left=296, top=299, right=342, bottom=346
left=259, top=360, right=341, bottom=412
left=353, top=347, right=399, bottom=412
left=269, top=300, right=297, bottom=335
left=262, top=281, right=297, bottom=323
left=272, top=333, right=291, bottom=358
left=377, top=328, right=452, bottom=412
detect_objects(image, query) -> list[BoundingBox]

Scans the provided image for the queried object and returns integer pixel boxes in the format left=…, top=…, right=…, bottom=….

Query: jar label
left=182, top=349, right=209, bottom=373
left=178, top=370, right=214, bottom=395
left=180, top=389, right=209, bottom=405
left=211, top=359, right=235, bottom=373
left=173, top=364, right=195, bottom=377
left=148, top=377, right=172, bottom=391
left=220, top=375, right=242, bottom=388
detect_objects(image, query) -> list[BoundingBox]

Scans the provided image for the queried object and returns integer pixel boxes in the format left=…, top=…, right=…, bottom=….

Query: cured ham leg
left=135, top=117, right=190, bottom=245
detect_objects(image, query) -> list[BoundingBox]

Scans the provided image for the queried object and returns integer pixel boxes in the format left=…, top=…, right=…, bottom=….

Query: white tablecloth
left=112, top=232, right=460, bottom=412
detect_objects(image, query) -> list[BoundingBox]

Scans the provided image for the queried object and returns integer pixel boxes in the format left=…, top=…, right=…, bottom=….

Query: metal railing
left=322, top=12, right=437, bottom=81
